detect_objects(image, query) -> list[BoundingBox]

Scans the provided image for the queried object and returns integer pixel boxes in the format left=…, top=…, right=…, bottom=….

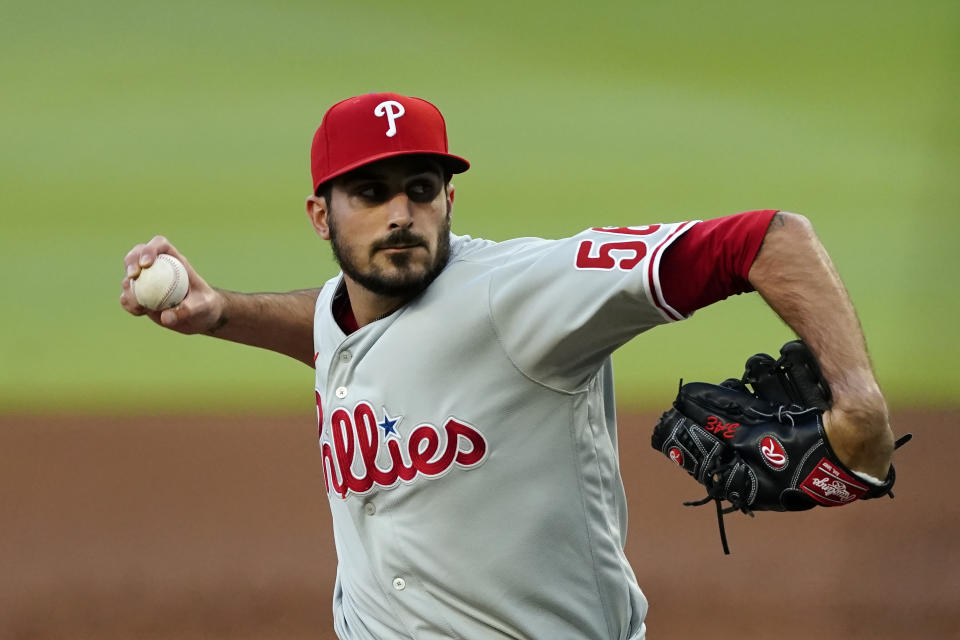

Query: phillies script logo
left=760, top=435, right=788, bottom=470
left=574, top=225, right=661, bottom=271
left=316, top=394, right=487, bottom=499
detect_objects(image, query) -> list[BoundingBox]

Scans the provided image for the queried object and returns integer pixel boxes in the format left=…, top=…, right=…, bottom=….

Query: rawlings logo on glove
left=651, top=340, right=911, bottom=554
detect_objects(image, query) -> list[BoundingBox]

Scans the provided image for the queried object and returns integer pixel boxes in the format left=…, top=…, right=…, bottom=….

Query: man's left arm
left=747, top=211, right=895, bottom=479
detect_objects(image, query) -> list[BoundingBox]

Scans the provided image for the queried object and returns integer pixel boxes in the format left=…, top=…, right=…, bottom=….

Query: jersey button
left=335, top=386, right=348, bottom=399
left=392, top=577, right=406, bottom=591
left=340, top=351, right=352, bottom=363
left=363, top=502, right=376, bottom=516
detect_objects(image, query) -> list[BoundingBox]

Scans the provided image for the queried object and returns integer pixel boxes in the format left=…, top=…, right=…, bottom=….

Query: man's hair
left=315, top=182, right=333, bottom=204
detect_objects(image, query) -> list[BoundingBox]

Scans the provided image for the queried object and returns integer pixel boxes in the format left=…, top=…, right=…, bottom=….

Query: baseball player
left=120, top=92, right=897, bottom=639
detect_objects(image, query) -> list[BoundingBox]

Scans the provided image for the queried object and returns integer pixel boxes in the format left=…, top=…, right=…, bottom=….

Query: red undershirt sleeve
left=658, top=209, right=778, bottom=317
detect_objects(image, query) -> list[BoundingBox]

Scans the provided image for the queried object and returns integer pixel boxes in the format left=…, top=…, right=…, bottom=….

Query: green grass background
left=1, top=0, right=957, bottom=413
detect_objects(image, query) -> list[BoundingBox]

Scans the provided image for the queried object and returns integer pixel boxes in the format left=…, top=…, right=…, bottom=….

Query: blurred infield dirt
left=1, top=410, right=957, bottom=640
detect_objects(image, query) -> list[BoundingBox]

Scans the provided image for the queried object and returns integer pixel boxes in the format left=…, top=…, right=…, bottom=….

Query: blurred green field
left=1, top=0, right=957, bottom=413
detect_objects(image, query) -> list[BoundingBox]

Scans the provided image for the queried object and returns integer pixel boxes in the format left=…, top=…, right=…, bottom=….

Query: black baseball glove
left=651, top=340, right=911, bottom=554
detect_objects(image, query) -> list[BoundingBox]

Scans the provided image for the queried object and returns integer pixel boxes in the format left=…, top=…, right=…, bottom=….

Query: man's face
left=317, top=156, right=452, bottom=299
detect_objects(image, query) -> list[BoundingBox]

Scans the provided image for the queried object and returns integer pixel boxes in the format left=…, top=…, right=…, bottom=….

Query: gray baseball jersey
left=313, top=222, right=695, bottom=640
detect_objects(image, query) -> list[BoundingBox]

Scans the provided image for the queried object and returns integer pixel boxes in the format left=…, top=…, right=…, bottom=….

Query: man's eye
left=407, top=181, right=438, bottom=202
left=357, top=185, right=388, bottom=201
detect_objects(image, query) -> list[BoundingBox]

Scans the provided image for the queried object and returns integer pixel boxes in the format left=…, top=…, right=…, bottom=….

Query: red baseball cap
left=310, top=92, right=470, bottom=193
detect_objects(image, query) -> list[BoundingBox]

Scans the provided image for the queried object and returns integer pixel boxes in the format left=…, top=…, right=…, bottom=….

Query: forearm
left=121, top=237, right=321, bottom=368
left=207, top=288, right=320, bottom=368
left=748, top=212, right=894, bottom=477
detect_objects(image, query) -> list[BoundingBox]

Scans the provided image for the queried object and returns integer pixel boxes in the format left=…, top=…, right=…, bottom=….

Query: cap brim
left=314, top=150, right=470, bottom=192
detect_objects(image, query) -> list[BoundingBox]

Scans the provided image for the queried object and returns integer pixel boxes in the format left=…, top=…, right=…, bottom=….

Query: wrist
left=205, top=288, right=231, bottom=335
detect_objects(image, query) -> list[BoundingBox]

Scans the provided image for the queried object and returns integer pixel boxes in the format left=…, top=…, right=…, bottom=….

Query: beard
left=328, top=214, right=452, bottom=299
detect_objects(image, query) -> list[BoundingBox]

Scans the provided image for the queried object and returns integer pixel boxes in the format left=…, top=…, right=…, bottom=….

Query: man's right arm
left=120, top=236, right=319, bottom=368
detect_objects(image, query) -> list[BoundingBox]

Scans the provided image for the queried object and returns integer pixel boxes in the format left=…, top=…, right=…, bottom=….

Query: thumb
left=160, top=307, right=180, bottom=327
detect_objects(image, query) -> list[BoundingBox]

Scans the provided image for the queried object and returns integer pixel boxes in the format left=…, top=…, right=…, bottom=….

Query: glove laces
left=683, top=458, right=753, bottom=555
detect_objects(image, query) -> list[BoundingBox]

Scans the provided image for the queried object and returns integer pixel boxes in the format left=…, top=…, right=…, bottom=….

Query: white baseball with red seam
left=132, top=254, right=189, bottom=310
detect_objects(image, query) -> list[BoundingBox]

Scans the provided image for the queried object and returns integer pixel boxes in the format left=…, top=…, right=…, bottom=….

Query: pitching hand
left=120, top=236, right=223, bottom=334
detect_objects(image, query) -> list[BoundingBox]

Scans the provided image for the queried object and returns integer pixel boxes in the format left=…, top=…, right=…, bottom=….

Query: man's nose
left=386, top=192, right=414, bottom=228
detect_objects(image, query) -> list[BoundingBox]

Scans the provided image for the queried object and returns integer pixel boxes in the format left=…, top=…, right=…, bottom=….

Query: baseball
left=133, top=254, right=189, bottom=310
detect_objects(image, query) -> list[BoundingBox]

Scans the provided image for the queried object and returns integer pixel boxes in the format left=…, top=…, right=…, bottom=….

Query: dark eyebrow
left=404, top=168, right=445, bottom=184
left=405, top=161, right=443, bottom=176
left=339, top=168, right=385, bottom=184
left=340, top=163, right=442, bottom=186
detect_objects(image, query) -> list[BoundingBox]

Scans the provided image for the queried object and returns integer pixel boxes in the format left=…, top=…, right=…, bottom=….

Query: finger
left=119, top=292, right=148, bottom=315
left=119, top=275, right=148, bottom=315
left=160, top=295, right=212, bottom=333
left=155, top=242, right=202, bottom=285
left=160, top=308, right=178, bottom=327
left=778, top=340, right=832, bottom=410
left=124, top=236, right=173, bottom=278
left=142, top=237, right=208, bottom=292
left=743, top=353, right=796, bottom=405
left=139, top=235, right=174, bottom=268
left=124, top=243, right=147, bottom=278
left=719, top=377, right=750, bottom=394
left=152, top=236, right=185, bottom=264
left=159, top=296, right=194, bottom=328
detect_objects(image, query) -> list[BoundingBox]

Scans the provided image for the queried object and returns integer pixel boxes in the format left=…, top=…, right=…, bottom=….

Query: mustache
left=371, top=229, right=428, bottom=253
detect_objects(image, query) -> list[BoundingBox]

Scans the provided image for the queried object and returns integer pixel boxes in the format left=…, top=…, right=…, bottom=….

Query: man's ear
left=306, top=194, right=331, bottom=240
left=447, top=183, right=455, bottom=218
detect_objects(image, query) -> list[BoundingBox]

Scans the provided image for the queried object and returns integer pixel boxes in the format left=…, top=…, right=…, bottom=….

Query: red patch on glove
left=799, top=458, right=868, bottom=506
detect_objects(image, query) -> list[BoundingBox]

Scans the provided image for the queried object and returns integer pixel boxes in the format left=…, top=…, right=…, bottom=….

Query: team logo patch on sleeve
left=799, top=458, right=868, bottom=506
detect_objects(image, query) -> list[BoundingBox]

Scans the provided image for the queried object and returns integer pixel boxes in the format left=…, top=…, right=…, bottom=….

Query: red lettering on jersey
left=319, top=401, right=488, bottom=499
left=703, top=415, right=739, bottom=439
left=448, top=419, right=487, bottom=466
left=575, top=240, right=648, bottom=270
left=590, top=225, right=661, bottom=236
left=315, top=390, right=324, bottom=438
left=575, top=225, right=662, bottom=270
left=330, top=408, right=357, bottom=496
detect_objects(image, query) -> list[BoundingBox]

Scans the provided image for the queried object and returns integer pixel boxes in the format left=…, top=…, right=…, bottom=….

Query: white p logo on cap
left=374, top=100, right=405, bottom=137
